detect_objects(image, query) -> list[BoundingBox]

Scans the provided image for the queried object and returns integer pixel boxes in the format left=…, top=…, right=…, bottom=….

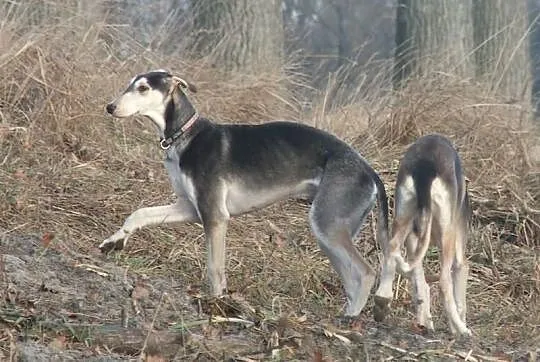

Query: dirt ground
left=0, top=217, right=537, bottom=361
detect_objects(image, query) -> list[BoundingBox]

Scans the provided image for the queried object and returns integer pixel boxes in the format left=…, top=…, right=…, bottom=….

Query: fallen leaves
left=131, top=283, right=150, bottom=301
left=131, top=280, right=151, bottom=316
left=267, top=220, right=287, bottom=248
left=410, top=322, right=429, bottom=336
left=48, top=335, right=67, bottom=350
left=13, top=169, right=27, bottom=180
left=40, top=232, right=56, bottom=248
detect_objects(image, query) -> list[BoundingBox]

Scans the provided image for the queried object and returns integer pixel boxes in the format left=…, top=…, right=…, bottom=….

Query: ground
left=1, top=202, right=538, bottom=361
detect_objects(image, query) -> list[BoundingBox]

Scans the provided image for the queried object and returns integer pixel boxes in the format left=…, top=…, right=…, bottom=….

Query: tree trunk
left=473, top=0, right=531, bottom=102
left=393, top=0, right=474, bottom=89
left=190, top=0, right=283, bottom=73
left=528, top=0, right=540, bottom=117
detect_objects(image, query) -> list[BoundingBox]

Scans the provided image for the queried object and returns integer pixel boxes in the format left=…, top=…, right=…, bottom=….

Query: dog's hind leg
left=374, top=182, right=415, bottom=322
left=100, top=198, right=199, bottom=252
left=405, top=232, right=434, bottom=330
left=439, top=227, right=471, bottom=336
left=452, top=220, right=469, bottom=324
left=373, top=213, right=413, bottom=319
left=311, top=222, right=376, bottom=316
left=434, top=181, right=471, bottom=337
left=309, top=168, right=377, bottom=317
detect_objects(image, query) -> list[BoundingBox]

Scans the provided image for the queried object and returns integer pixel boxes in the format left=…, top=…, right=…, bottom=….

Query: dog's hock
left=393, top=253, right=414, bottom=275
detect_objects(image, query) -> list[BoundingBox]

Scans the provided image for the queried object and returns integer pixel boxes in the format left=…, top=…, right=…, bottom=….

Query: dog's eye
left=137, top=85, right=149, bottom=93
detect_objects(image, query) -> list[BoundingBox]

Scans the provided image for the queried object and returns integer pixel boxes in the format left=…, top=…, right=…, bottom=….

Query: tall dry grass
left=356, top=74, right=540, bottom=247
left=0, top=0, right=539, bottom=355
left=0, top=1, right=300, bottom=241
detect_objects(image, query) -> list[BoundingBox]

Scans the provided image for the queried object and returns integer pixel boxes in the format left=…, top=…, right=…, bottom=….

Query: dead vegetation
left=0, top=3, right=539, bottom=361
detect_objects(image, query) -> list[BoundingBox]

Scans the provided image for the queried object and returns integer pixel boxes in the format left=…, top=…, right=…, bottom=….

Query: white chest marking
left=164, top=151, right=197, bottom=209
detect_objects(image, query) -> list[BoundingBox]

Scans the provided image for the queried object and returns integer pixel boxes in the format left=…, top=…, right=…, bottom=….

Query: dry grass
left=1, top=2, right=539, bottom=360
left=354, top=75, right=540, bottom=247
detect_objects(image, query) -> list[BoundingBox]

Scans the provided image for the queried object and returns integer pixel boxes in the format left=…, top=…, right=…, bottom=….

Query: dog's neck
left=160, top=89, right=200, bottom=149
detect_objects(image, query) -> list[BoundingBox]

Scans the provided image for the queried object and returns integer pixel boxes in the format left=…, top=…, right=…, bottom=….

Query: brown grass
left=1, top=2, right=539, bottom=360
left=355, top=75, right=540, bottom=247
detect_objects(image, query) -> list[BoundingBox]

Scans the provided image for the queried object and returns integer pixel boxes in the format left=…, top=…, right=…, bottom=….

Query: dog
left=372, top=134, right=472, bottom=336
left=100, top=70, right=390, bottom=318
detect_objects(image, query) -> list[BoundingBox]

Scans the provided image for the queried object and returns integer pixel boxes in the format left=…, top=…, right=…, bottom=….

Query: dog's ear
left=171, top=76, right=197, bottom=93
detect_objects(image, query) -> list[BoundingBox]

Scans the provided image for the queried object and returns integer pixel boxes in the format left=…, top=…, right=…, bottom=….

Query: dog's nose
left=106, top=103, right=116, bottom=114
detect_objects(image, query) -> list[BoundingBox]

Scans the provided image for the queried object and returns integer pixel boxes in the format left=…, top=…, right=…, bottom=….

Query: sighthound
left=100, top=70, right=390, bottom=318
left=373, top=134, right=472, bottom=336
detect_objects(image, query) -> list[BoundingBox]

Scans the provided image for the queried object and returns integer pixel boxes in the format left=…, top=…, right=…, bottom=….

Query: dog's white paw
left=451, top=323, right=472, bottom=338
left=461, top=327, right=472, bottom=337
left=99, top=230, right=129, bottom=253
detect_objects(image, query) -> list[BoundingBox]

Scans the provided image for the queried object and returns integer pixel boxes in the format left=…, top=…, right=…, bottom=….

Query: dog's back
left=397, top=134, right=469, bottom=233
left=181, top=120, right=353, bottom=187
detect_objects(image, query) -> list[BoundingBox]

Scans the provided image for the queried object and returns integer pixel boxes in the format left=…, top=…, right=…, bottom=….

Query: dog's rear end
left=373, top=134, right=472, bottom=336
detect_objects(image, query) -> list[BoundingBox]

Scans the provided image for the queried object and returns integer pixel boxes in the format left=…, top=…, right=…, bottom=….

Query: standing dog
left=100, top=70, right=390, bottom=318
left=373, top=134, right=472, bottom=336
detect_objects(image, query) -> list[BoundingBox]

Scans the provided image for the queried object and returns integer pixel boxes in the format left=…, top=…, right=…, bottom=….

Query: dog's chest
left=163, top=153, right=197, bottom=204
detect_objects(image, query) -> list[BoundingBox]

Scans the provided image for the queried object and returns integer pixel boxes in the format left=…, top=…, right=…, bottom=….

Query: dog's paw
left=335, top=315, right=359, bottom=329
left=458, top=327, right=472, bottom=338
left=448, top=321, right=472, bottom=339
left=373, top=295, right=391, bottom=322
left=99, top=234, right=127, bottom=254
left=411, top=322, right=432, bottom=337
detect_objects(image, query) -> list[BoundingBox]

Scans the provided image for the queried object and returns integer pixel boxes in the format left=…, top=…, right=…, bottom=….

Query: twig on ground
left=75, top=263, right=109, bottom=277
left=171, top=315, right=255, bottom=332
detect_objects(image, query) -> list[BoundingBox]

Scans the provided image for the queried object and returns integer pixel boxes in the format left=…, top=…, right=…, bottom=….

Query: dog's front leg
left=100, top=200, right=199, bottom=253
left=204, top=218, right=229, bottom=296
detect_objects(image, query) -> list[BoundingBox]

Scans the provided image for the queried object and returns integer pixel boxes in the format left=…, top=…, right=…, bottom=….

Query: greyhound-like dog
left=100, top=70, right=390, bottom=318
left=372, top=134, right=472, bottom=336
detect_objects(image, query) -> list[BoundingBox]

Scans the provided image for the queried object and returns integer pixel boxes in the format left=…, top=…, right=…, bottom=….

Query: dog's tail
left=394, top=207, right=433, bottom=274
left=394, top=163, right=436, bottom=274
left=373, top=172, right=390, bottom=251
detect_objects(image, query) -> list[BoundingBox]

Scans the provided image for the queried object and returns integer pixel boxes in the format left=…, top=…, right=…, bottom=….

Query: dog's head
left=106, top=70, right=197, bottom=121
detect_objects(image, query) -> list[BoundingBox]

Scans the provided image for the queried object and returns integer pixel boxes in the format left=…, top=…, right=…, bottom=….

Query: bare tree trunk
left=335, top=0, right=350, bottom=71
left=393, top=0, right=474, bottom=89
left=473, top=0, right=531, bottom=102
left=190, top=0, right=283, bottom=73
left=529, top=0, right=540, bottom=117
